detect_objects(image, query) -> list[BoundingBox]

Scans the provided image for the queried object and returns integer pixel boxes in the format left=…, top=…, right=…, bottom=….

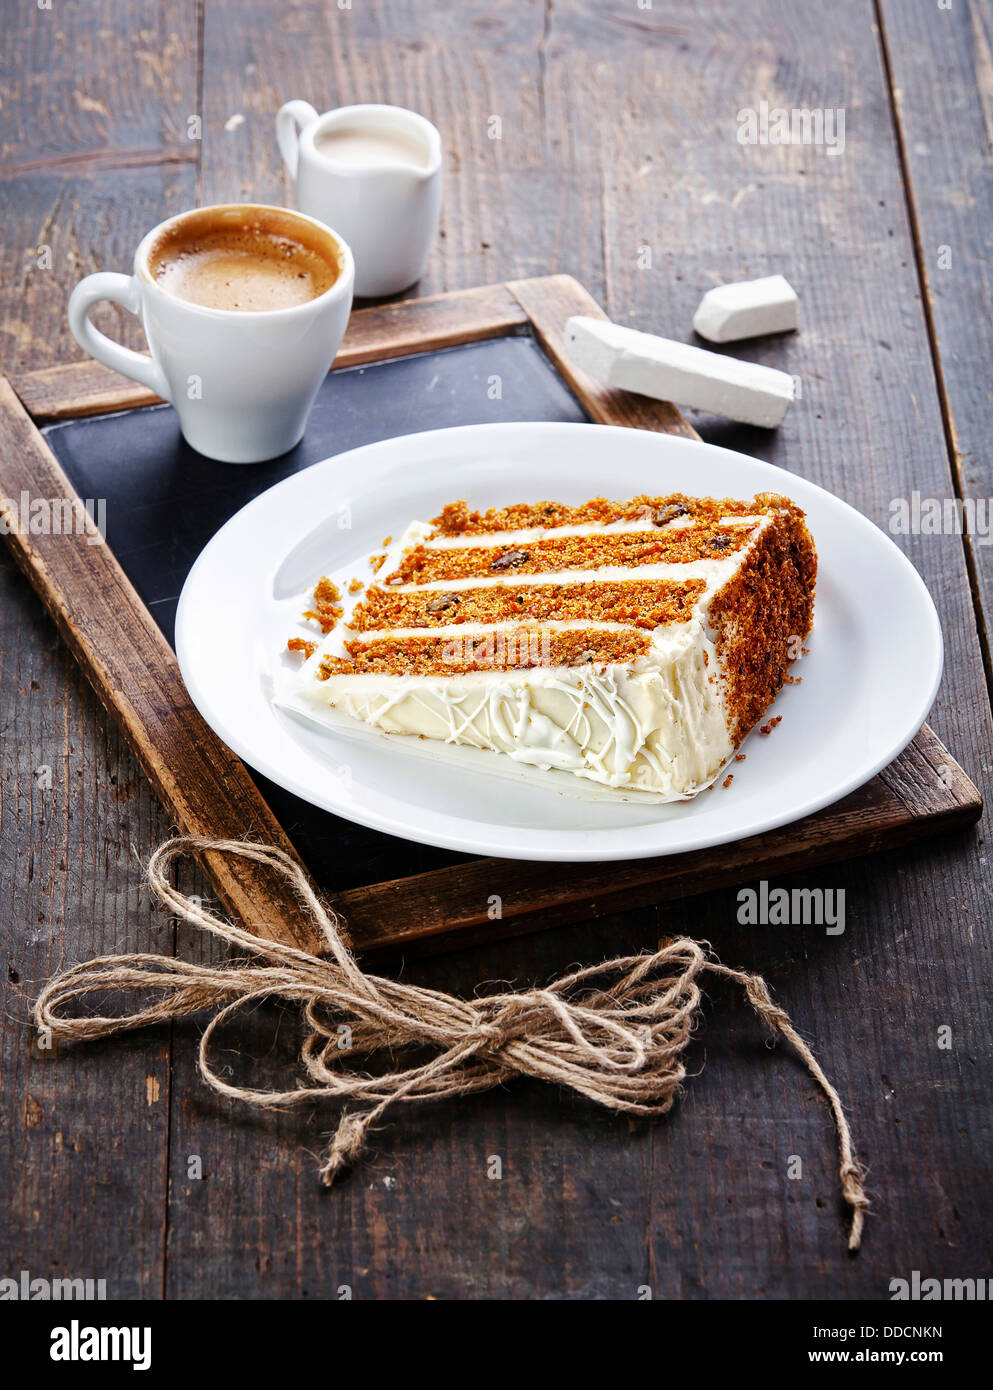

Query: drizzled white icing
left=284, top=510, right=772, bottom=801
left=305, top=629, right=731, bottom=796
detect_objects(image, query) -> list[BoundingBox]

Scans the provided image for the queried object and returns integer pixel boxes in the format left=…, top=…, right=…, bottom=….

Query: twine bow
left=34, top=836, right=869, bottom=1249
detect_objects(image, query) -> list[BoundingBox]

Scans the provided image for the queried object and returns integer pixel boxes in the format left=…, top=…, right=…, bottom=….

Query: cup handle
left=67, top=272, right=172, bottom=401
left=276, top=99, right=320, bottom=180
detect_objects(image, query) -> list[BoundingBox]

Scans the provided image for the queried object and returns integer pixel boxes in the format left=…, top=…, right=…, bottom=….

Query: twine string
left=33, top=835, right=869, bottom=1249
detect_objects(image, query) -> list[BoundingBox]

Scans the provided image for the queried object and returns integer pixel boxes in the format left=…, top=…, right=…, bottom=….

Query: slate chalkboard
left=4, top=276, right=977, bottom=958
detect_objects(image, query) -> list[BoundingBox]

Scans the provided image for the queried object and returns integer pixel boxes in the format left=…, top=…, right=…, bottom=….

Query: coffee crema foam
left=147, top=208, right=342, bottom=312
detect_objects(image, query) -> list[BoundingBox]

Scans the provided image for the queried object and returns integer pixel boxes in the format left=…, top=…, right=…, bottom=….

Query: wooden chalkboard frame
left=0, top=274, right=982, bottom=958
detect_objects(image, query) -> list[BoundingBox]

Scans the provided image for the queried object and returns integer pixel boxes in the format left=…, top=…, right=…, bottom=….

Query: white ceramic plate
left=175, top=422, right=943, bottom=862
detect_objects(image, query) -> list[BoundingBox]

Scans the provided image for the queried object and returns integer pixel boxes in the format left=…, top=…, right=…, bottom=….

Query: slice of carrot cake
left=285, top=492, right=816, bottom=800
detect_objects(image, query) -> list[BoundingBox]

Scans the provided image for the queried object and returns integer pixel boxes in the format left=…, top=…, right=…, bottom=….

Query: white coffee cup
left=67, top=203, right=355, bottom=463
left=277, top=101, right=442, bottom=298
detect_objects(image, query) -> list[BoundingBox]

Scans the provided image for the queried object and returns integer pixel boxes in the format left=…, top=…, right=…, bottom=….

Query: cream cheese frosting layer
left=296, top=624, right=733, bottom=796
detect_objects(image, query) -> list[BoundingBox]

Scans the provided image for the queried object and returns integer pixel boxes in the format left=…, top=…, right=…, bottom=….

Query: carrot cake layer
left=319, top=627, right=651, bottom=678
left=283, top=492, right=816, bottom=801
left=348, top=577, right=707, bottom=634
left=382, top=523, right=756, bottom=587
left=430, top=493, right=783, bottom=537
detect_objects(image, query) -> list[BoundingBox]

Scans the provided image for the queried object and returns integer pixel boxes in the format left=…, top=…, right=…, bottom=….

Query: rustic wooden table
left=2, top=0, right=991, bottom=1301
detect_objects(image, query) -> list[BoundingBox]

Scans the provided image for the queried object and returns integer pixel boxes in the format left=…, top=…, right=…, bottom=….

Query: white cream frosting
left=282, top=511, right=773, bottom=802
left=299, top=626, right=731, bottom=797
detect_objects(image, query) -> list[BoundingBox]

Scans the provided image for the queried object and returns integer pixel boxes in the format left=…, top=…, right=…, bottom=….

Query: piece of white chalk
left=564, top=315, right=795, bottom=429
left=692, top=275, right=798, bottom=343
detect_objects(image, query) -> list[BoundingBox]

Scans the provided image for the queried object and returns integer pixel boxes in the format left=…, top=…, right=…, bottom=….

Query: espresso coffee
left=148, top=207, right=341, bottom=312
left=314, top=124, right=432, bottom=171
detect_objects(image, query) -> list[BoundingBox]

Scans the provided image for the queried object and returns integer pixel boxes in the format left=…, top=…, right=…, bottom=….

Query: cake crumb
left=735, top=753, right=746, bottom=762
left=758, top=716, right=783, bottom=736
left=302, top=576, right=342, bottom=633
left=287, top=638, right=317, bottom=659
left=347, top=578, right=363, bottom=594
left=722, top=774, right=734, bottom=789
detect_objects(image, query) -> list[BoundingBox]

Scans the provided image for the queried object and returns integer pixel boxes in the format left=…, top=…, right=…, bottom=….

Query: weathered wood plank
left=0, top=552, right=173, bottom=1299
left=0, top=1, right=198, bottom=165
left=0, top=164, right=198, bottom=375
left=0, top=0, right=201, bottom=1302
left=878, top=0, right=993, bottom=691
left=5, top=310, right=982, bottom=1291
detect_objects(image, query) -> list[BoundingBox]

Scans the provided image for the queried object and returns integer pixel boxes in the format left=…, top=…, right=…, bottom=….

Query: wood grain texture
left=157, top=0, right=992, bottom=1301
left=0, top=162, right=198, bottom=374
left=878, top=0, right=993, bottom=693
left=0, top=0, right=201, bottom=1304
left=0, top=547, right=173, bottom=1300
left=2, top=0, right=993, bottom=1303
left=0, top=1, right=200, bottom=373
left=0, top=1, right=197, bottom=165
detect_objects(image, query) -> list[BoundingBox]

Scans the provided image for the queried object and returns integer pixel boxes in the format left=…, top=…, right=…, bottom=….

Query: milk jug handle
left=276, top=101, right=321, bottom=179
